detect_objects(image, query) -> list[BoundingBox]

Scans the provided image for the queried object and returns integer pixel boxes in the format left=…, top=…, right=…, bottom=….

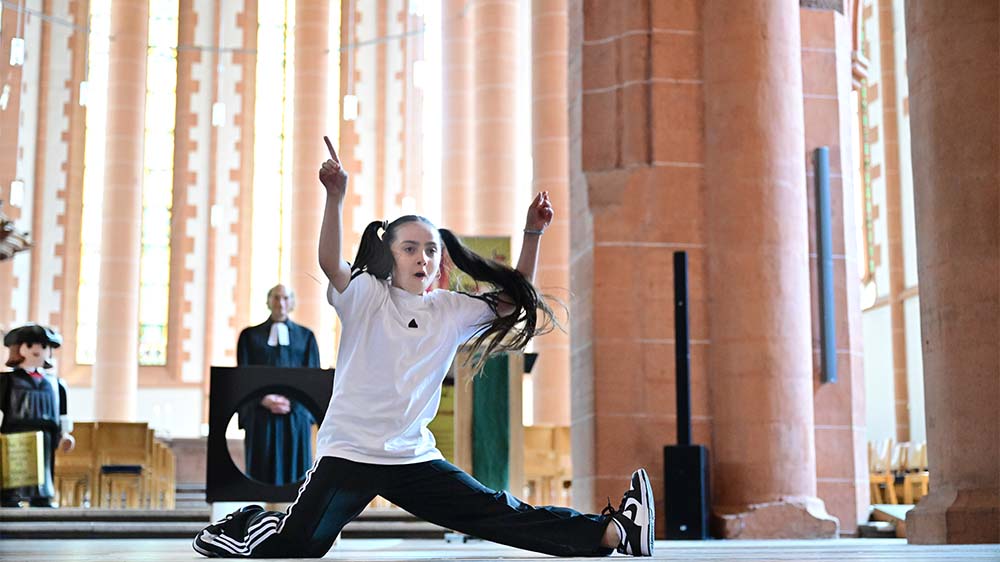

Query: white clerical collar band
left=267, top=322, right=290, bottom=347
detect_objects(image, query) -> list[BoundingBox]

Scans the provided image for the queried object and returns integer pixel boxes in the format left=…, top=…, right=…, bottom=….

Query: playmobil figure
left=1, top=324, right=73, bottom=507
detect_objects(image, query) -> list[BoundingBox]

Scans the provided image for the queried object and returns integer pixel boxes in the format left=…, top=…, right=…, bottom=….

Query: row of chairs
left=869, top=439, right=929, bottom=504
left=523, top=425, right=572, bottom=507
left=54, top=421, right=176, bottom=509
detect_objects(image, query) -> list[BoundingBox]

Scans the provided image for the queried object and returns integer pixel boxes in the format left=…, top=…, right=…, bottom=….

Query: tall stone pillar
left=904, top=0, right=999, bottom=544
left=703, top=0, right=837, bottom=538
left=289, top=0, right=329, bottom=336
left=530, top=0, right=569, bottom=426
left=800, top=6, right=870, bottom=536
left=93, top=0, right=149, bottom=420
left=441, top=0, right=474, bottom=233
left=472, top=0, right=518, bottom=237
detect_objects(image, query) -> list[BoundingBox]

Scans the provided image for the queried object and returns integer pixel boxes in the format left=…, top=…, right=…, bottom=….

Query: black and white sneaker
left=192, top=504, right=268, bottom=558
left=602, top=468, right=655, bottom=556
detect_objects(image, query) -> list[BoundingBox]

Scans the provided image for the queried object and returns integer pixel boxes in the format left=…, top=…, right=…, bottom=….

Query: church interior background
left=0, top=0, right=996, bottom=548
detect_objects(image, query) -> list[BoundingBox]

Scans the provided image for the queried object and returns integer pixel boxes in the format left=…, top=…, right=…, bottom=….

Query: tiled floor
left=1, top=538, right=998, bottom=562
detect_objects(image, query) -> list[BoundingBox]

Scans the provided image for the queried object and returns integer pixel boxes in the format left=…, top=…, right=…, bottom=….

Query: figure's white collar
left=267, top=322, right=290, bottom=347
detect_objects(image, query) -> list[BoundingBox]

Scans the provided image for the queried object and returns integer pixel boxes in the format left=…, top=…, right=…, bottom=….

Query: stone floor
left=1, top=538, right=998, bottom=561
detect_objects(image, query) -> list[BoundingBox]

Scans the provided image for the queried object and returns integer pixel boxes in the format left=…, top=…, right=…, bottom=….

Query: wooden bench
left=54, top=422, right=97, bottom=507
left=55, top=421, right=178, bottom=509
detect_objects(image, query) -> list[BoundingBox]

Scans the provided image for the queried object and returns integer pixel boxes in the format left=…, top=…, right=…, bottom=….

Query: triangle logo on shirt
left=408, top=319, right=418, bottom=329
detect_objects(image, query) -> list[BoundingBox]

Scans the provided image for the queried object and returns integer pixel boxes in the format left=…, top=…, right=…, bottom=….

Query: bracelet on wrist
left=523, top=228, right=545, bottom=235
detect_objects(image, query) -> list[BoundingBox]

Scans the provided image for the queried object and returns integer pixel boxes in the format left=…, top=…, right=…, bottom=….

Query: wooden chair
left=868, top=438, right=897, bottom=504
left=523, top=426, right=555, bottom=505
left=902, top=441, right=929, bottom=504
left=148, top=440, right=177, bottom=509
left=891, top=442, right=910, bottom=474
left=523, top=426, right=572, bottom=506
left=54, top=421, right=97, bottom=507
left=551, top=426, right=572, bottom=505
left=95, top=422, right=151, bottom=508
left=890, top=441, right=910, bottom=502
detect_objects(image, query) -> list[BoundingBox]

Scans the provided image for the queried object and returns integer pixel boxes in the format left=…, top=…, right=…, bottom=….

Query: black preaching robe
left=0, top=368, right=67, bottom=505
left=236, top=319, right=321, bottom=486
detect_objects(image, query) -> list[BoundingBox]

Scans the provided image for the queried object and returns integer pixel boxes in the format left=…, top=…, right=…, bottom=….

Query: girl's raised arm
left=496, top=191, right=553, bottom=316
left=513, top=191, right=553, bottom=283
left=318, top=136, right=353, bottom=293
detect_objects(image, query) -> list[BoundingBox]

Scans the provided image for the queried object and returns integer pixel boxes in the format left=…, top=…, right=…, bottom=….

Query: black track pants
left=193, top=456, right=614, bottom=558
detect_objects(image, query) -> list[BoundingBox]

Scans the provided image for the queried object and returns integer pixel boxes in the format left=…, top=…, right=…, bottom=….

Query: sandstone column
left=289, top=0, right=329, bottom=335
left=441, top=0, right=475, bottom=233
left=703, top=0, right=837, bottom=538
left=472, top=0, right=518, bottom=237
left=904, top=0, right=999, bottom=544
left=530, top=0, right=570, bottom=425
left=93, top=0, right=149, bottom=420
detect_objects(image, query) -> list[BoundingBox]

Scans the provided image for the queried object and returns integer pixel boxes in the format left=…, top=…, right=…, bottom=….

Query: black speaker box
left=663, top=444, right=710, bottom=539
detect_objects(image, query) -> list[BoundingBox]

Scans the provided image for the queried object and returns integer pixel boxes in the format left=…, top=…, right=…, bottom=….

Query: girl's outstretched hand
left=525, top=191, right=554, bottom=232
left=319, top=135, right=349, bottom=202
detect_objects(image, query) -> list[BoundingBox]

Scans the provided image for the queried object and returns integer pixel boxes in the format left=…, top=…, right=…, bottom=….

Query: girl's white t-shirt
left=315, top=272, right=494, bottom=464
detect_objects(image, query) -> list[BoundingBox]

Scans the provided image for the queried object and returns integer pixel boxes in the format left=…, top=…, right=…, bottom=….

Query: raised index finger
left=323, top=135, right=341, bottom=164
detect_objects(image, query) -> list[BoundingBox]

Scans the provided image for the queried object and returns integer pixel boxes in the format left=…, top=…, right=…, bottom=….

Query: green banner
left=472, top=354, right=509, bottom=492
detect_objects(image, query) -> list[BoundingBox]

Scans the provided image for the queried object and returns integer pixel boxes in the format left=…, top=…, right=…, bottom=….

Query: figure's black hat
left=3, top=323, right=63, bottom=348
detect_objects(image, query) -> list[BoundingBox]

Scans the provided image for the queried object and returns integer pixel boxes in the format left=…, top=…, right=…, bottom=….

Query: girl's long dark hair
left=350, top=215, right=559, bottom=366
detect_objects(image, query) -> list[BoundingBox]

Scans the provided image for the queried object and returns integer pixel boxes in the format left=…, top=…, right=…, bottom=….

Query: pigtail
left=350, top=220, right=395, bottom=279
left=439, top=229, right=558, bottom=365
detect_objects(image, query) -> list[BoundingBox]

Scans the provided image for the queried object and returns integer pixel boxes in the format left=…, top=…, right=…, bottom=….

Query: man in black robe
left=1, top=324, right=73, bottom=507
left=236, top=284, right=321, bottom=486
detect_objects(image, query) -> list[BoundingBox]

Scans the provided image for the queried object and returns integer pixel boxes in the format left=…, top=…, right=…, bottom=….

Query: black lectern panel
left=206, top=366, right=334, bottom=503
